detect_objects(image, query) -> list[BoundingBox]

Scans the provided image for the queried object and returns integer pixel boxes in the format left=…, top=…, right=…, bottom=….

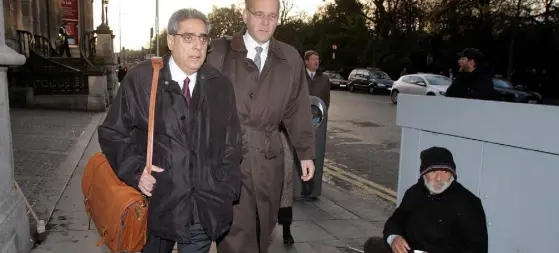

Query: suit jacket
left=306, top=70, right=330, bottom=108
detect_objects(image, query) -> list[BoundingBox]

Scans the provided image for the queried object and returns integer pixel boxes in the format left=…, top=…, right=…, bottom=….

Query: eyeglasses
left=172, top=32, right=210, bottom=45
left=246, top=9, right=278, bottom=21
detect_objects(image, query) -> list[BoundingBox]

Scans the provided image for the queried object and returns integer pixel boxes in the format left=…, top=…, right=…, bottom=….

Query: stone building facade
left=2, top=0, right=95, bottom=54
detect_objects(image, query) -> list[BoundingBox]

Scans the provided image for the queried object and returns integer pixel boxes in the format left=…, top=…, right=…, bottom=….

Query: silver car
left=390, top=74, right=452, bottom=104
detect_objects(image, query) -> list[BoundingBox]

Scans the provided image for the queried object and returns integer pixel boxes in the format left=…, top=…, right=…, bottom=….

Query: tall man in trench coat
left=207, top=0, right=316, bottom=252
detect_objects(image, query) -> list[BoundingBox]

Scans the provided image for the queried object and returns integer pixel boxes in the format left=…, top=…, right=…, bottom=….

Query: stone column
left=0, top=1, right=33, bottom=253
left=96, top=23, right=117, bottom=102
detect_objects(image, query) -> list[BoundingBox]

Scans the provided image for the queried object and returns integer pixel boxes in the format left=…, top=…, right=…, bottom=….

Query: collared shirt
left=306, top=69, right=316, bottom=79
left=169, top=55, right=197, bottom=96
left=243, top=32, right=270, bottom=71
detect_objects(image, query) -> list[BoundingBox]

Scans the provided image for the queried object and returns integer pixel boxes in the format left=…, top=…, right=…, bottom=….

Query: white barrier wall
left=396, top=94, right=559, bottom=253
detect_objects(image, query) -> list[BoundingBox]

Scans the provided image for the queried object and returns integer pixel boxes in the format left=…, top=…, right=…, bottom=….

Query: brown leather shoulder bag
left=81, top=57, right=163, bottom=252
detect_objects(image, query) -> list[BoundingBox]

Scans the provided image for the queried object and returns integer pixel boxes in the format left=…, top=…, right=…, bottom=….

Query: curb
left=42, top=112, right=105, bottom=224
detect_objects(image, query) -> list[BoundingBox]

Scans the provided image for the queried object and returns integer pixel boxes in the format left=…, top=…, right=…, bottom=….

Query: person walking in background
left=304, top=50, right=330, bottom=108
left=445, top=48, right=497, bottom=100
left=400, top=68, right=408, bottom=77
left=207, top=0, right=316, bottom=252
left=58, top=22, right=71, bottom=57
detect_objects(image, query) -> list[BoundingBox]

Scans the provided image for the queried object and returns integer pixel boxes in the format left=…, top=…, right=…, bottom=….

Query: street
left=324, top=90, right=400, bottom=206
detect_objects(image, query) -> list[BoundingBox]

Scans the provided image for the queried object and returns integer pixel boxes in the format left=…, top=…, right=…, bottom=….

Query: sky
left=93, top=0, right=329, bottom=51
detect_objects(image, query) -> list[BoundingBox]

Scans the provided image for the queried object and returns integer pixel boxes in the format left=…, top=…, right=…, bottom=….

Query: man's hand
left=300, top=160, right=315, bottom=181
left=138, top=165, right=164, bottom=197
left=391, top=236, right=411, bottom=253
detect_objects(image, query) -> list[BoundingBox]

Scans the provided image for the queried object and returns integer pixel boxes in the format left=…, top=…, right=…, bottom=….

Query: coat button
left=249, top=93, right=254, bottom=99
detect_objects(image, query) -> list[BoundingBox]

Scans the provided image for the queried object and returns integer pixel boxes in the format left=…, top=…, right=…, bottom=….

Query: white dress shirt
left=169, top=56, right=196, bottom=96
left=243, top=32, right=270, bottom=72
left=306, top=69, right=316, bottom=79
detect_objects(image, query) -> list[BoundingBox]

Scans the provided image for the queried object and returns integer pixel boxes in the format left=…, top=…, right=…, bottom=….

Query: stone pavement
left=20, top=111, right=390, bottom=253
left=10, top=108, right=103, bottom=226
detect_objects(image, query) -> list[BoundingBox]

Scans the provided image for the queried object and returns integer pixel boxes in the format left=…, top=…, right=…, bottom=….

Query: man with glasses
left=98, top=8, right=242, bottom=253
left=207, top=0, right=316, bottom=252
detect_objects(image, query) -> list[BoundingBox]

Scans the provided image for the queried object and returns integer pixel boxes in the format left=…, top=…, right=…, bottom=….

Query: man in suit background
left=304, top=50, right=330, bottom=108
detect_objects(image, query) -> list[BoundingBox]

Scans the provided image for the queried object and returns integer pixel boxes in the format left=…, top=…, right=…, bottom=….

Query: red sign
left=65, top=21, right=79, bottom=46
left=61, top=0, right=79, bottom=21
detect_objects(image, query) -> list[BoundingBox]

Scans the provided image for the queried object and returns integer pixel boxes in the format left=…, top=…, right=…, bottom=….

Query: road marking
left=323, top=159, right=398, bottom=204
left=324, top=159, right=398, bottom=197
left=370, top=100, right=394, bottom=104
left=324, top=166, right=397, bottom=204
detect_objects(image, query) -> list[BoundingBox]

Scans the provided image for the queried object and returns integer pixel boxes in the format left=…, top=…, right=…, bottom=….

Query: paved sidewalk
left=10, top=108, right=103, bottom=225
left=25, top=112, right=389, bottom=253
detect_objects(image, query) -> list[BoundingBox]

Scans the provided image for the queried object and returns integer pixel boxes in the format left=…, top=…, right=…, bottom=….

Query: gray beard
left=424, top=176, right=455, bottom=195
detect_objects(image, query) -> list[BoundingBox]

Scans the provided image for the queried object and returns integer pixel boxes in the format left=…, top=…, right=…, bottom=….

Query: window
left=349, top=70, right=357, bottom=79
left=330, top=73, right=343, bottom=79
left=408, top=76, right=424, bottom=84
left=424, top=75, right=452, bottom=85
left=370, top=71, right=391, bottom=80
left=402, top=76, right=413, bottom=83
left=493, top=78, right=512, bottom=88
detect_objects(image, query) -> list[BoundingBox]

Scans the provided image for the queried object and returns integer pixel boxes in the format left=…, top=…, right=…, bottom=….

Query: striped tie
left=254, top=46, right=263, bottom=71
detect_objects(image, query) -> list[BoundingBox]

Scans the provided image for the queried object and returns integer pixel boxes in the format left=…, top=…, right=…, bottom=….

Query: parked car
left=390, top=74, right=451, bottom=104
left=347, top=68, right=394, bottom=94
left=324, top=71, right=349, bottom=90
left=493, top=78, right=543, bottom=104
left=391, top=74, right=543, bottom=104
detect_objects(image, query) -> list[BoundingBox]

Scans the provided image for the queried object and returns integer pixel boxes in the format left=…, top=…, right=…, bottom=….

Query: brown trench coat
left=207, top=31, right=315, bottom=253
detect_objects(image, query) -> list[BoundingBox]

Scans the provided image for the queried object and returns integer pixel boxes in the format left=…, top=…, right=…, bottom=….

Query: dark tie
left=183, top=77, right=191, bottom=105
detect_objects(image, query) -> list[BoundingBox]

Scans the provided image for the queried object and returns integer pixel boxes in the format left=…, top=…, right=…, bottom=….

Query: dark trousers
left=277, top=207, right=292, bottom=225
left=59, top=42, right=71, bottom=57
left=142, top=223, right=211, bottom=253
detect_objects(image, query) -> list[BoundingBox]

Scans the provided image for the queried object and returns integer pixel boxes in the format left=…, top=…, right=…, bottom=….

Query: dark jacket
left=445, top=68, right=497, bottom=100
left=306, top=70, right=330, bottom=107
left=383, top=179, right=488, bottom=253
left=98, top=55, right=242, bottom=243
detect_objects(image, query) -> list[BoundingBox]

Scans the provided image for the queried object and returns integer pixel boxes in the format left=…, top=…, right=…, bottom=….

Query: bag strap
left=146, top=57, right=164, bottom=174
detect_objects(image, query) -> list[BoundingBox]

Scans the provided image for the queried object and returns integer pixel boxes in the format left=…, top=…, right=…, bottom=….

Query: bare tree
left=280, top=0, right=295, bottom=24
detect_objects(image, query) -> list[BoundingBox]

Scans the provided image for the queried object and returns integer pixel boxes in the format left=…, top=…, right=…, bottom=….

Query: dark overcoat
left=98, top=55, right=242, bottom=244
left=306, top=71, right=330, bottom=107
left=207, top=31, right=316, bottom=253
left=383, top=179, right=488, bottom=253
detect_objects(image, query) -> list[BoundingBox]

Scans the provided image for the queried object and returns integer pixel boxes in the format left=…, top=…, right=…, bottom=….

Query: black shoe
left=282, top=224, right=294, bottom=244
left=283, top=234, right=294, bottom=245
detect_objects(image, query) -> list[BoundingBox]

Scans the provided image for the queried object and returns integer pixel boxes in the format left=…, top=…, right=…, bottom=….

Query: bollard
left=294, top=96, right=328, bottom=199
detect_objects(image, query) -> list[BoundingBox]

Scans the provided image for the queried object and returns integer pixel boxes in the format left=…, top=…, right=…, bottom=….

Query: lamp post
left=119, top=0, right=122, bottom=53
left=155, top=0, right=159, bottom=56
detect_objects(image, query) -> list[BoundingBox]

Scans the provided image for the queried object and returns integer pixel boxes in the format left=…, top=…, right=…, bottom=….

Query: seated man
left=364, top=146, right=488, bottom=253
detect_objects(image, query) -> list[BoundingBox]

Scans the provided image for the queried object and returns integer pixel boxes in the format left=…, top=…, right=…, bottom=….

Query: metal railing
left=33, top=34, right=58, bottom=57
left=16, top=30, right=34, bottom=58
left=80, top=30, right=97, bottom=66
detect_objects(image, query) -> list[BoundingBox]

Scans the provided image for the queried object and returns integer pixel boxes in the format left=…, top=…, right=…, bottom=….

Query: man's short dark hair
left=304, top=50, right=319, bottom=61
left=459, top=48, right=485, bottom=66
